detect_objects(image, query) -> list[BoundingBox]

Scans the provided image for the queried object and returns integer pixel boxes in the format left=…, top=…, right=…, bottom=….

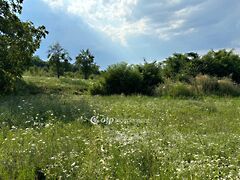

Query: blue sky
left=21, top=0, right=240, bottom=68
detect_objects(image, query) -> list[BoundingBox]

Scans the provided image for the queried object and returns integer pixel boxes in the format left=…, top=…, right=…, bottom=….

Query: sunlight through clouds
left=42, top=0, right=148, bottom=46
left=41, top=0, right=239, bottom=49
left=41, top=0, right=199, bottom=45
left=66, top=0, right=148, bottom=46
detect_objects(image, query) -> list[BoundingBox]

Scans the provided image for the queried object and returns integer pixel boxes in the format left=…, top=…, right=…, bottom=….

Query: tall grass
left=1, top=76, right=240, bottom=179
left=1, top=94, right=240, bottom=179
left=155, top=75, right=240, bottom=97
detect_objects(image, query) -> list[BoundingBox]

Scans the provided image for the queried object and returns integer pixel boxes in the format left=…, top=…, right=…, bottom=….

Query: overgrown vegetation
left=1, top=78, right=240, bottom=178
left=155, top=75, right=240, bottom=98
left=1, top=1, right=240, bottom=179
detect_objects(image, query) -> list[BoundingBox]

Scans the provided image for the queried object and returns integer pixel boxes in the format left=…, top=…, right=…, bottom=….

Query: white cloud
left=66, top=0, right=146, bottom=46
left=42, top=0, right=64, bottom=9
left=175, top=5, right=201, bottom=17
left=41, top=0, right=197, bottom=45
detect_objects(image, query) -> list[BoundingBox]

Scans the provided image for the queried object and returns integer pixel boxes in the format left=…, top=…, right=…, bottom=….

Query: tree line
left=1, top=0, right=240, bottom=96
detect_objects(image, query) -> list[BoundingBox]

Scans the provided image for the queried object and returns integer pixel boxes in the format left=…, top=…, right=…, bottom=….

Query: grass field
left=1, top=76, right=240, bottom=179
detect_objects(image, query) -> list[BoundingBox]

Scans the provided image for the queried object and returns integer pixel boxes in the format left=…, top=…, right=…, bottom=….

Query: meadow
left=1, top=76, right=240, bottom=179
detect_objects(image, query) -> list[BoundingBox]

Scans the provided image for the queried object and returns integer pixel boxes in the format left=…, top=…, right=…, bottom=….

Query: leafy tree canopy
left=0, top=0, right=48, bottom=92
left=75, top=49, right=99, bottom=79
left=47, top=42, right=71, bottom=78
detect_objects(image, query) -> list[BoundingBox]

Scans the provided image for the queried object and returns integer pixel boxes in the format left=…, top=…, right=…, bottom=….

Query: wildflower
left=71, top=162, right=76, bottom=167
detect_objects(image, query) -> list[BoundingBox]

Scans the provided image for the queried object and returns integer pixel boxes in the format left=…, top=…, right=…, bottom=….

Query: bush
left=104, top=63, right=143, bottom=95
left=90, top=79, right=107, bottom=95
left=138, top=61, right=163, bottom=95
left=90, top=62, right=163, bottom=96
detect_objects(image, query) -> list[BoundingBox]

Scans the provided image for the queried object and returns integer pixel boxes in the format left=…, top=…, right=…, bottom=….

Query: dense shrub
left=90, top=62, right=163, bottom=95
left=161, top=49, right=240, bottom=84
left=197, top=50, right=240, bottom=83
left=104, top=63, right=143, bottom=95
left=137, top=61, right=163, bottom=95
left=90, top=79, right=107, bottom=95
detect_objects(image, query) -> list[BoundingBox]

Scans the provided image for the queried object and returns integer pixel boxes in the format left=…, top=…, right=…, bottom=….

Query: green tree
left=195, top=49, right=240, bottom=83
left=137, top=60, right=163, bottom=95
left=31, top=56, right=48, bottom=68
left=75, top=49, right=99, bottom=79
left=47, top=43, right=71, bottom=78
left=0, top=0, right=48, bottom=92
left=162, top=52, right=200, bottom=82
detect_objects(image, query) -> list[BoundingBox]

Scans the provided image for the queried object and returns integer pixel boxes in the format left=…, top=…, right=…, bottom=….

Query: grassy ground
left=1, top=76, right=240, bottom=179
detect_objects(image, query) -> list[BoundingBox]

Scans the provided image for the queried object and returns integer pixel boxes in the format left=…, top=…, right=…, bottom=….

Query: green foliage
left=194, top=49, right=240, bottom=83
left=162, top=50, right=240, bottom=84
left=75, top=49, right=99, bottom=79
left=0, top=69, right=16, bottom=92
left=47, top=43, right=71, bottom=78
left=162, top=52, right=200, bottom=81
left=91, top=62, right=163, bottom=95
left=0, top=0, right=47, bottom=93
left=90, top=78, right=107, bottom=95
left=30, top=56, right=48, bottom=68
left=103, top=63, right=143, bottom=95
left=137, top=60, right=163, bottom=95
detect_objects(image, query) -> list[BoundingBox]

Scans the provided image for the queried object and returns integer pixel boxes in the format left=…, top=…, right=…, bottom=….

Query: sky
left=21, top=0, right=240, bottom=68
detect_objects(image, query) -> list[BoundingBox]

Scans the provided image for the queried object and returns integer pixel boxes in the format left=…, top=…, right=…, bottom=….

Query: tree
left=31, top=56, right=48, bottom=68
left=137, top=60, right=163, bottom=95
left=195, top=49, right=240, bottom=83
left=47, top=43, right=71, bottom=78
left=162, top=52, right=200, bottom=82
left=75, top=49, right=99, bottom=79
left=0, top=0, right=48, bottom=92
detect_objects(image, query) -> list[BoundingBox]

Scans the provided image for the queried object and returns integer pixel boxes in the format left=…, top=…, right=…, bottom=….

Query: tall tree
left=75, top=49, right=99, bottom=79
left=0, top=0, right=48, bottom=92
left=47, top=43, right=71, bottom=78
left=196, top=49, right=240, bottom=83
left=162, top=52, right=200, bottom=81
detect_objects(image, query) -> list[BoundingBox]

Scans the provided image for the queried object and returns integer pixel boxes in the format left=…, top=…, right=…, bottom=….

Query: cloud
left=66, top=0, right=147, bottom=46
left=42, top=0, right=147, bottom=46
left=41, top=0, right=240, bottom=49
left=42, top=0, right=64, bottom=9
